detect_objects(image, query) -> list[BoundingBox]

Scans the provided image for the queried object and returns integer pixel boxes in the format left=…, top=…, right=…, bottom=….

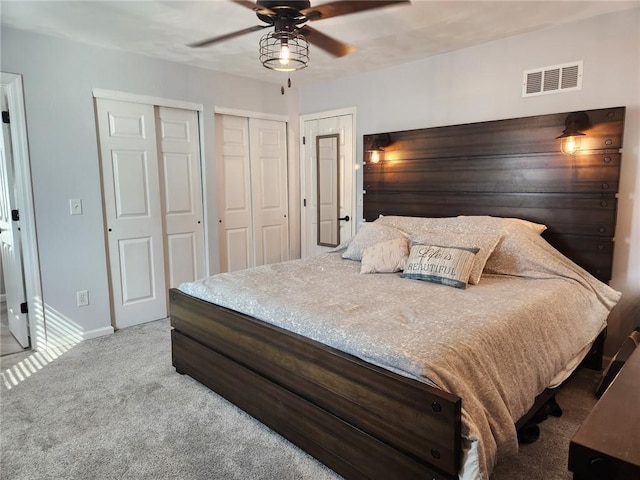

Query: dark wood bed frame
left=171, top=106, right=625, bottom=480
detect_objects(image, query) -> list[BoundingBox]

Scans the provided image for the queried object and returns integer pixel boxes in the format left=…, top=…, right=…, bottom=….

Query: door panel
left=166, top=233, right=197, bottom=287
left=157, top=107, right=204, bottom=287
left=0, top=86, right=28, bottom=347
left=261, top=224, right=285, bottom=265
left=119, top=237, right=156, bottom=303
left=225, top=228, right=251, bottom=272
left=216, top=115, right=254, bottom=273
left=112, top=150, right=152, bottom=217
left=249, top=118, right=289, bottom=267
left=97, top=99, right=167, bottom=328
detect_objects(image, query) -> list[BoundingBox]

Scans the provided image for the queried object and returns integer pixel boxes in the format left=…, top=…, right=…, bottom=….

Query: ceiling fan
left=189, top=0, right=410, bottom=73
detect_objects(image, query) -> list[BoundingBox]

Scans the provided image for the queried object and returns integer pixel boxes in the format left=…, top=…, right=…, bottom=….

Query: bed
left=170, top=106, right=625, bottom=480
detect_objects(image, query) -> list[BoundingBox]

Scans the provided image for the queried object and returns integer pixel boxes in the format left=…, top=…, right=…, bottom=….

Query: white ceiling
left=2, top=0, right=639, bottom=86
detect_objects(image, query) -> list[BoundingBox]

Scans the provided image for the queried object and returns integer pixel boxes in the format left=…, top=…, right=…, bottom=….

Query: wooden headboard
left=363, top=106, right=625, bottom=283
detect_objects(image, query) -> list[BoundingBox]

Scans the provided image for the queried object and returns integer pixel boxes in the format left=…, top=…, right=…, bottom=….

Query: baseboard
left=42, top=325, right=114, bottom=351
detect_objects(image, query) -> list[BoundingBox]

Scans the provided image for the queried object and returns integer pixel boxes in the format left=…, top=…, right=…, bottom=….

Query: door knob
left=338, top=215, right=350, bottom=222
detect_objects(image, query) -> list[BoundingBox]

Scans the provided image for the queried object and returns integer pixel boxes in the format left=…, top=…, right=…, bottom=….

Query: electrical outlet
left=77, top=290, right=89, bottom=307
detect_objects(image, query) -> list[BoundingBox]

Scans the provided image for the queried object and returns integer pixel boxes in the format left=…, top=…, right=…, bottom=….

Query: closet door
left=96, top=99, right=167, bottom=328
left=249, top=118, right=289, bottom=266
left=157, top=107, right=205, bottom=286
left=216, top=114, right=254, bottom=272
left=216, top=114, right=289, bottom=272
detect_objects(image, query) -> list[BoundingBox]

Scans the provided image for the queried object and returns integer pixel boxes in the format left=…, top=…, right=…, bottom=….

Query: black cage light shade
left=260, top=30, right=309, bottom=72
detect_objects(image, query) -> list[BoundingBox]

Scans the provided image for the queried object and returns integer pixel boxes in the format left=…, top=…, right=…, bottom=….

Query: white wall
left=300, top=8, right=640, bottom=356
left=0, top=26, right=300, bottom=347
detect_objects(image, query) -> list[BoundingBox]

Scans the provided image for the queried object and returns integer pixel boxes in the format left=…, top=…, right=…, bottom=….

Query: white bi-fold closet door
left=215, top=114, right=289, bottom=273
left=96, top=99, right=204, bottom=329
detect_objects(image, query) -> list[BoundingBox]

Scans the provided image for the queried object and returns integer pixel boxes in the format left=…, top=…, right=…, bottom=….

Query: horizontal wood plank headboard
left=363, top=106, right=625, bottom=283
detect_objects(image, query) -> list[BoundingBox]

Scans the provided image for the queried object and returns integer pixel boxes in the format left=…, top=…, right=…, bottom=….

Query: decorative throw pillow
left=360, top=238, right=410, bottom=274
left=401, top=244, right=479, bottom=289
left=410, top=231, right=501, bottom=285
left=342, top=223, right=409, bottom=261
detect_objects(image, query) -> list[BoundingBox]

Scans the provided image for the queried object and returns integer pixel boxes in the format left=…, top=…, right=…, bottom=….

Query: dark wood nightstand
left=568, top=346, right=640, bottom=479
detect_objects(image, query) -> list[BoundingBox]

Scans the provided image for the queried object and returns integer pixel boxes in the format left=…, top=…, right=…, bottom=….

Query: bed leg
left=517, top=395, right=562, bottom=444
left=546, top=396, right=562, bottom=417
left=172, top=359, right=187, bottom=375
left=582, top=329, right=606, bottom=371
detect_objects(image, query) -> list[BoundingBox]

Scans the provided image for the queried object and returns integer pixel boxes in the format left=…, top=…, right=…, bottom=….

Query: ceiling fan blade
left=188, top=25, right=268, bottom=48
left=232, top=0, right=275, bottom=17
left=299, top=25, right=354, bottom=57
left=301, top=0, right=410, bottom=21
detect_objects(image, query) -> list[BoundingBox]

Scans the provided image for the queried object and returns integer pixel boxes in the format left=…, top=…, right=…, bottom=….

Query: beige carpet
left=1, top=318, right=599, bottom=479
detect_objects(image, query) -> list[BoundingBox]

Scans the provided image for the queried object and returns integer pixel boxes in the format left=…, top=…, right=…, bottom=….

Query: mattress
left=179, top=218, right=620, bottom=479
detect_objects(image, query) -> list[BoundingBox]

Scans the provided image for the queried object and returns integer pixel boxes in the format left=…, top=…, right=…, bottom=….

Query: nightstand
left=568, top=346, right=640, bottom=479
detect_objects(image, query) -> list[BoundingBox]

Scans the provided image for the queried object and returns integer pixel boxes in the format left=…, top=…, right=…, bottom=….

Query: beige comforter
left=179, top=219, right=620, bottom=480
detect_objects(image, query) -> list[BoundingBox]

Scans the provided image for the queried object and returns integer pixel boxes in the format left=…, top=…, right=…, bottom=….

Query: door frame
left=1, top=72, right=44, bottom=350
left=299, top=107, right=357, bottom=258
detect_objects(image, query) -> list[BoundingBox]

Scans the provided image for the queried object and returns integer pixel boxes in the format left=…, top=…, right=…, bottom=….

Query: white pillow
left=457, top=215, right=547, bottom=234
left=342, top=223, right=409, bottom=261
left=506, top=218, right=547, bottom=234
left=360, top=238, right=410, bottom=274
left=377, top=214, right=547, bottom=236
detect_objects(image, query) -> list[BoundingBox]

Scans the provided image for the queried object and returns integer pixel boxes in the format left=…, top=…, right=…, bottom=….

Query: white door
left=157, top=107, right=205, bottom=287
left=216, top=114, right=289, bottom=272
left=301, top=114, right=354, bottom=258
left=96, top=99, right=167, bottom=329
left=0, top=86, right=29, bottom=347
left=216, top=114, right=254, bottom=272
left=249, top=118, right=289, bottom=266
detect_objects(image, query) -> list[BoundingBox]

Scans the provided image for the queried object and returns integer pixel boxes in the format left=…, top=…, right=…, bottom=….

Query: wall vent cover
left=522, top=61, right=583, bottom=97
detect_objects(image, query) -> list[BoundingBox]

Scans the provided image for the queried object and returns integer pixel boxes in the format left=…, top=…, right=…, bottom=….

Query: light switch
left=69, top=199, right=83, bottom=215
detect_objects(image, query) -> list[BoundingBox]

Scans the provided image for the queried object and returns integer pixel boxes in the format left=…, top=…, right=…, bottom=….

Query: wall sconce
left=367, top=133, right=392, bottom=164
left=557, top=111, right=590, bottom=155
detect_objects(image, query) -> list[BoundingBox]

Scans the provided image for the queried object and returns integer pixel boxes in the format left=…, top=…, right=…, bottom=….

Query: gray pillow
left=410, top=231, right=501, bottom=284
left=401, top=244, right=479, bottom=289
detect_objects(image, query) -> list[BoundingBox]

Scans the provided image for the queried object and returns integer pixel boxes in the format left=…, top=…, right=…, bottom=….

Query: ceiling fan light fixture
left=260, top=31, right=309, bottom=72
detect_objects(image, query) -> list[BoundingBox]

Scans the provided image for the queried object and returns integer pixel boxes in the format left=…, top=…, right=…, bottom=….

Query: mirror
left=316, top=134, right=340, bottom=247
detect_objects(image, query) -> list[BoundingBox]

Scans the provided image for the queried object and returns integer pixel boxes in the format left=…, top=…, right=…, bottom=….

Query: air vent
left=522, top=61, right=583, bottom=97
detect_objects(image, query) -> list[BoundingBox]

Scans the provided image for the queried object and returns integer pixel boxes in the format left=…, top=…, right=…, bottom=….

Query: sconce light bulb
left=562, top=135, right=581, bottom=155
left=370, top=150, right=381, bottom=164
